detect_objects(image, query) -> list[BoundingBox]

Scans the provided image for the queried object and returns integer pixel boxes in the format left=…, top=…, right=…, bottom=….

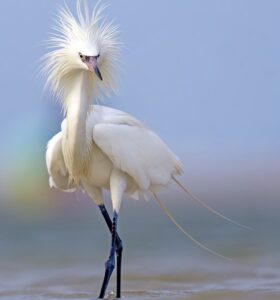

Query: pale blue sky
left=0, top=0, right=279, bottom=198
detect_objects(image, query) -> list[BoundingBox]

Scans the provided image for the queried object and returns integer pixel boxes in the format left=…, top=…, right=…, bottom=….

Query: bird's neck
left=63, top=71, right=93, bottom=181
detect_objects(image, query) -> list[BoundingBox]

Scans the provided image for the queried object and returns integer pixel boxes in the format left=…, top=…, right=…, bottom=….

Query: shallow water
left=0, top=199, right=279, bottom=299
left=2, top=261, right=280, bottom=300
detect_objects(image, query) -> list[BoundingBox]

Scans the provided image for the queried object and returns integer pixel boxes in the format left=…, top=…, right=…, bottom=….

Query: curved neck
left=63, top=71, right=93, bottom=180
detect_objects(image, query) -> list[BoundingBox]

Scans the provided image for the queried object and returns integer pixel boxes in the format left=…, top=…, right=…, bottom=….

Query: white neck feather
left=43, top=1, right=121, bottom=183
left=62, top=71, right=93, bottom=181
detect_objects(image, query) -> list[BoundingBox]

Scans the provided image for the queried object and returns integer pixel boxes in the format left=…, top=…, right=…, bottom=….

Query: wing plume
left=152, top=193, right=231, bottom=260
left=172, top=177, right=252, bottom=231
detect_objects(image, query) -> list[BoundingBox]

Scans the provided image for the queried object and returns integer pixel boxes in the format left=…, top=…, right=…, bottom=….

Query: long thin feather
left=152, top=193, right=231, bottom=260
left=41, top=0, right=121, bottom=105
left=172, top=176, right=252, bottom=231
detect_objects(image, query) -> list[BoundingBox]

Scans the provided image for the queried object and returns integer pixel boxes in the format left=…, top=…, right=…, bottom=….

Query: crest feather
left=41, top=0, right=121, bottom=105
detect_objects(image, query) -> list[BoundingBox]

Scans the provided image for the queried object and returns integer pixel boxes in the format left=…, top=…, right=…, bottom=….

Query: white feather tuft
left=41, top=0, right=121, bottom=109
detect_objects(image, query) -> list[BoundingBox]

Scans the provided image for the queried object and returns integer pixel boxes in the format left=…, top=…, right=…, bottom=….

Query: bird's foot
left=94, top=290, right=117, bottom=300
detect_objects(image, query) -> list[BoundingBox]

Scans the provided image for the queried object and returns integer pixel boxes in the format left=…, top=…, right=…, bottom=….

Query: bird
left=43, top=1, right=250, bottom=298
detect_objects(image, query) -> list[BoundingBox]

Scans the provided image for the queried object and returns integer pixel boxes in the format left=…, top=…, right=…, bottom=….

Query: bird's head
left=42, top=0, right=120, bottom=102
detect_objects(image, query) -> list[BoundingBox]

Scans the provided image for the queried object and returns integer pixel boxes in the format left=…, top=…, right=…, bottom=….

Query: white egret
left=44, top=1, right=249, bottom=298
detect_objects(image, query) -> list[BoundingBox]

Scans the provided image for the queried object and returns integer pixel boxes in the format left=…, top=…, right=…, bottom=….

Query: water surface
left=0, top=199, right=279, bottom=299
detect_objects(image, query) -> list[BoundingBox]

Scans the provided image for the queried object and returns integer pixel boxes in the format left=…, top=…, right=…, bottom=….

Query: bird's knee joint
left=105, top=259, right=115, bottom=272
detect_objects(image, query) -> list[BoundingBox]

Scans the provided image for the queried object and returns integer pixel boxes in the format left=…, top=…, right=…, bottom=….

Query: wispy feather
left=41, top=0, right=121, bottom=109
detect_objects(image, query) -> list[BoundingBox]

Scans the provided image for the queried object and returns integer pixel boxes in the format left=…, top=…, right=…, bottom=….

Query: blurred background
left=0, top=0, right=279, bottom=299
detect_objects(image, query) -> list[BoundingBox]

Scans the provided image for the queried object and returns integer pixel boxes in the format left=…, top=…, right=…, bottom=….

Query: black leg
left=116, top=239, right=122, bottom=299
left=98, top=206, right=123, bottom=299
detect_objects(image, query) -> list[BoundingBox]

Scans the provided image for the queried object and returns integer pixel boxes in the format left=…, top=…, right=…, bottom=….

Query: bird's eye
left=97, top=54, right=100, bottom=58
left=79, top=53, right=83, bottom=59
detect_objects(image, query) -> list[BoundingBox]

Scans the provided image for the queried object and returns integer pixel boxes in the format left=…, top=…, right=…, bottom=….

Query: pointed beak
left=85, top=56, right=103, bottom=81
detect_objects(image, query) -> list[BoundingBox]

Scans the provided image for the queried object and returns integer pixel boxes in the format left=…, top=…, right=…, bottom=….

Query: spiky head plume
left=42, top=0, right=120, bottom=105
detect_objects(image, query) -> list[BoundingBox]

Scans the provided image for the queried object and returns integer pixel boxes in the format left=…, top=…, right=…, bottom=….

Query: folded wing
left=92, top=106, right=183, bottom=190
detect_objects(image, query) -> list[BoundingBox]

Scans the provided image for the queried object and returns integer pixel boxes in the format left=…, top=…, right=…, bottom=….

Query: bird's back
left=90, top=105, right=183, bottom=191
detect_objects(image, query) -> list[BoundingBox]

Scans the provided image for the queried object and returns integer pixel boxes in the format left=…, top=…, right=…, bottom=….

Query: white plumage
left=43, top=0, right=183, bottom=213
left=46, top=104, right=183, bottom=210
